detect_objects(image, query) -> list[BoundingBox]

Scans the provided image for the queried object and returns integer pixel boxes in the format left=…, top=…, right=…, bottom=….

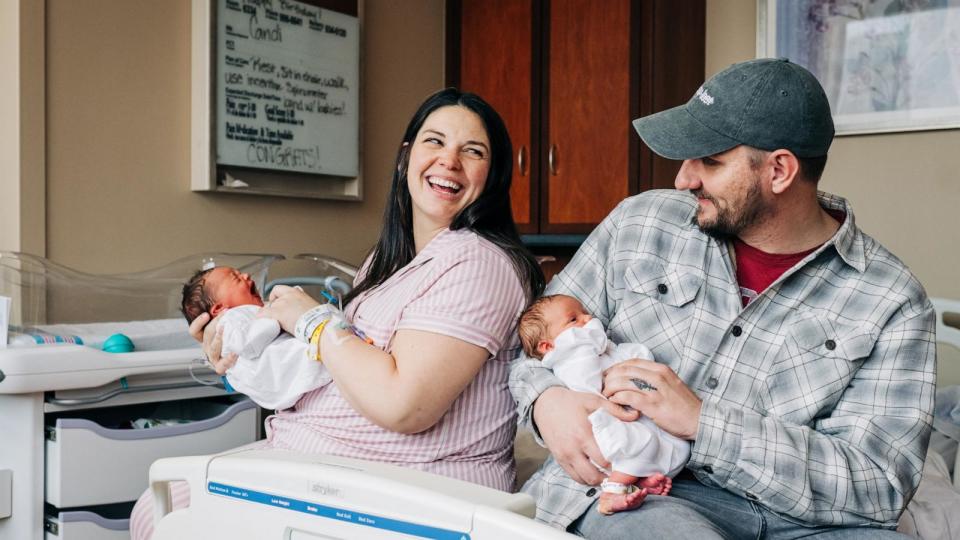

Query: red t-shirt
left=733, top=239, right=815, bottom=306
left=734, top=210, right=845, bottom=306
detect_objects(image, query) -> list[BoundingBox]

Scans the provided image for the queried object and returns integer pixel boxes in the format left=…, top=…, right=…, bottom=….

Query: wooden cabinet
left=447, top=0, right=705, bottom=234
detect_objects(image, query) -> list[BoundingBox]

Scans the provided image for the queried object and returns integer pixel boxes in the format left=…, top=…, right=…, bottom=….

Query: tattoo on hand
left=631, top=378, right=658, bottom=391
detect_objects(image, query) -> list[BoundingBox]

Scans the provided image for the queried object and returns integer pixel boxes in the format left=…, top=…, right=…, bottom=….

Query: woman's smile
left=425, top=175, right=464, bottom=197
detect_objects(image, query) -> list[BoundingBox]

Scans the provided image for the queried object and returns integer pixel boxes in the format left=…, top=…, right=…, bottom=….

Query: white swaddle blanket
left=542, top=319, right=689, bottom=478
left=220, top=305, right=332, bottom=410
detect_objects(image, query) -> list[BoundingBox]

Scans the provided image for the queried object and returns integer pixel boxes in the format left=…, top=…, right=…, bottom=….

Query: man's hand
left=533, top=386, right=638, bottom=485
left=603, top=360, right=702, bottom=440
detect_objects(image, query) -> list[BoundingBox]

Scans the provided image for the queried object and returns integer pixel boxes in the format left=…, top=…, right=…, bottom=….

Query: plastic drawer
left=45, top=510, right=129, bottom=540
left=46, top=398, right=256, bottom=507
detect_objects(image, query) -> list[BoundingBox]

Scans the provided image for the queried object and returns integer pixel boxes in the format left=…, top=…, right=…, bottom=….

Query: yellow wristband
left=308, top=319, right=330, bottom=362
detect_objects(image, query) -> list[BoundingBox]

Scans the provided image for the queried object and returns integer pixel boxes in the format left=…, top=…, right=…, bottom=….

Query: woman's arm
left=318, top=325, right=490, bottom=434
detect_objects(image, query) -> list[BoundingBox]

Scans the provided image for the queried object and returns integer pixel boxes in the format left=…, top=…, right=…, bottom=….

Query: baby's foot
left=596, top=482, right=648, bottom=515
left=638, top=473, right=672, bottom=496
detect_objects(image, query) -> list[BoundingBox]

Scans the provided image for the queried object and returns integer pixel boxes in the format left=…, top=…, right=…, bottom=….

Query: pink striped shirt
left=264, top=228, right=527, bottom=491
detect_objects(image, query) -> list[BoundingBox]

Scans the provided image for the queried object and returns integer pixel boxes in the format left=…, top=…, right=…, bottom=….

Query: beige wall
left=0, top=0, right=45, bottom=256
left=44, top=0, right=445, bottom=275
left=27, top=2, right=960, bottom=297
left=0, top=1, right=20, bottom=252
left=705, top=0, right=960, bottom=302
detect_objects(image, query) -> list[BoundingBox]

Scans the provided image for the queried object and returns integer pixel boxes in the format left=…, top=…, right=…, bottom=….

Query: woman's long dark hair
left=344, top=88, right=544, bottom=306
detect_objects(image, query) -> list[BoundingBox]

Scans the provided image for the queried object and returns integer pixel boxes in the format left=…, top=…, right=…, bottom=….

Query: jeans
left=567, top=476, right=908, bottom=540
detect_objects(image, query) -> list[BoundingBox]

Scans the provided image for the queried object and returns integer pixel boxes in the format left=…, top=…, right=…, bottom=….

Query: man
left=510, top=58, right=936, bottom=539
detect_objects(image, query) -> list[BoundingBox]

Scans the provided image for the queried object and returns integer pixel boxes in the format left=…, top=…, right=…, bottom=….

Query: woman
left=130, top=88, right=543, bottom=538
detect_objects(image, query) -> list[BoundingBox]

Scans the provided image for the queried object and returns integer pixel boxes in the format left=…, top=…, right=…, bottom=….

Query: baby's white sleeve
left=544, top=346, right=605, bottom=395
left=218, top=307, right=280, bottom=360
left=609, top=342, right=654, bottom=364
left=220, top=310, right=252, bottom=357
left=228, top=335, right=331, bottom=410
left=242, top=318, right=282, bottom=358
left=220, top=306, right=331, bottom=410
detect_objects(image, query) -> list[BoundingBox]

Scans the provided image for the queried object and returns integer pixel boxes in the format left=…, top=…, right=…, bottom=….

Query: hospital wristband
left=295, top=305, right=334, bottom=342
left=308, top=319, right=330, bottom=362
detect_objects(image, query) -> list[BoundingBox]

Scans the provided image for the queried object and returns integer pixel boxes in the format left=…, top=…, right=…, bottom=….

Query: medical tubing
left=188, top=358, right=223, bottom=386
left=324, top=276, right=352, bottom=296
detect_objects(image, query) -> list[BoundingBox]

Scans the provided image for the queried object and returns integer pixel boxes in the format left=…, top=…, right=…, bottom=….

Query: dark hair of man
left=343, top=88, right=545, bottom=306
left=746, top=147, right=828, bottom=183
left=181, top=268, right=214, bottom=323
left=797, top=154, right=828, bottom=183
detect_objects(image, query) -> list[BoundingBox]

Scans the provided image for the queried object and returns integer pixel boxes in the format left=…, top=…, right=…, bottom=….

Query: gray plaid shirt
left=510, top=190, right=935, bottom=530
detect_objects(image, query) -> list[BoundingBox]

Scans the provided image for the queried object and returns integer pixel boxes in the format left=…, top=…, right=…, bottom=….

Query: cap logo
left=694, top=85, right=714, bottom=106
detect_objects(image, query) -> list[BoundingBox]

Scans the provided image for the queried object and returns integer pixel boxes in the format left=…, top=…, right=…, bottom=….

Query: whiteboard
left=215, top=0, right=359, bottom=177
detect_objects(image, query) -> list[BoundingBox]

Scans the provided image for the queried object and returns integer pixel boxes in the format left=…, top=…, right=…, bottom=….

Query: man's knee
left=795, top=526, right=909, bottom=539
left=569, top=496, right=726, bottom=540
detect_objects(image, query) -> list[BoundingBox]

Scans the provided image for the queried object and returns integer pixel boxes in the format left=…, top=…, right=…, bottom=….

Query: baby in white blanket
left=518, top=294, right=689, bottom=515
left=181, top=266, right=331, bottom=410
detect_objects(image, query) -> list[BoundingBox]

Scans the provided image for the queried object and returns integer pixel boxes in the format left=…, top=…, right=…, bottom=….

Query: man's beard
left=694, top=175, right=769, bottom=239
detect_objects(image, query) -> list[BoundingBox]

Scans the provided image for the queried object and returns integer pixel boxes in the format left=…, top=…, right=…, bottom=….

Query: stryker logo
left=694, top=86, right=714, bottom=105
left=311, top=483, right=342, bottom=497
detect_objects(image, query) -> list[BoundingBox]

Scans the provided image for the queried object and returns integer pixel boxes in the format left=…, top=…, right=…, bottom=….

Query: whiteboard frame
left=190, top=0, right=364, bottom=200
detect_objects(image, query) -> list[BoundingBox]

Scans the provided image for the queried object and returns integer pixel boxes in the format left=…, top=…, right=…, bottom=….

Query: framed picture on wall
left=757, top=0, right=960, bottom=135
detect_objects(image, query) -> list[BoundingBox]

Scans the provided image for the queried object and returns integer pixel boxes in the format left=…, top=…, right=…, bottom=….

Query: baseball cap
left=632, top=58, right=834, bottom=159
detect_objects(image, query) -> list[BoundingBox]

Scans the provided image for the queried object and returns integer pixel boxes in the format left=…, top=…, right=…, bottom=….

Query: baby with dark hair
left=519, top=294, right=689, bottom=515
left=181, top=267, right=262, bottom=322
left=181, top=266, right=331, bottom=410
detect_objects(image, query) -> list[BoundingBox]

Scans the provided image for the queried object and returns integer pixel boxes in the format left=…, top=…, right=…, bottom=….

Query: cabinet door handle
left=548, top=144, right=558, bottom=175
left=518, top=145, right=528, bottom=176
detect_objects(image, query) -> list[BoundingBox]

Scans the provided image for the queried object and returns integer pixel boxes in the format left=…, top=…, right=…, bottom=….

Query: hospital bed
left=150, top=449, right=576, bottom=539
left=0, top=252, right=289, bottom=540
